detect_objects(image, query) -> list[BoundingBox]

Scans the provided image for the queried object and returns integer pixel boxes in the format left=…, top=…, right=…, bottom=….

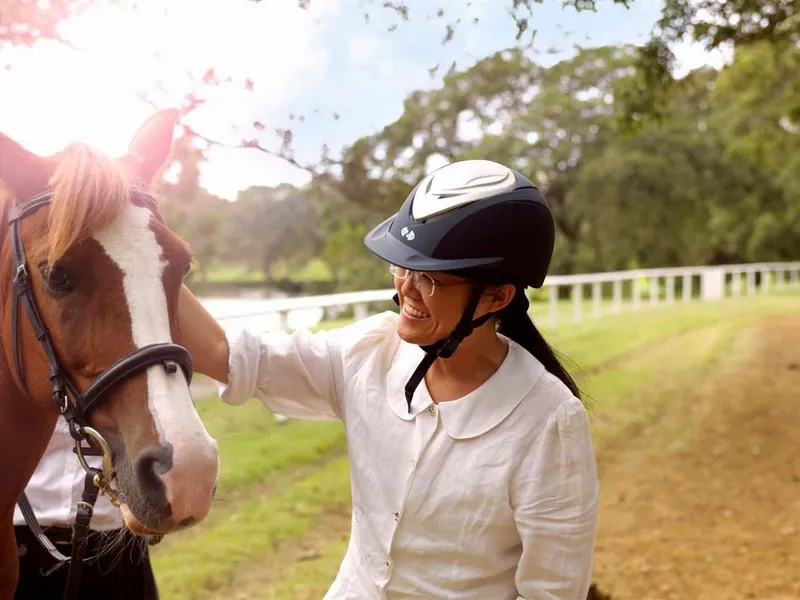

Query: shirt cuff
left=217, top=326, right=261, bottom=406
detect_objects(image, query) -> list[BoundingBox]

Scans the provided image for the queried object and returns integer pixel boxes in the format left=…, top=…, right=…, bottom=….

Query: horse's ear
left=0, top=134, right=54, bottom=202
left=126, top=109, right=180, bottom=187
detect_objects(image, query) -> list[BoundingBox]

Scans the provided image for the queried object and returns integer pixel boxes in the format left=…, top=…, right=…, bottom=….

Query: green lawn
left=151, top=289, right=800, bottom=599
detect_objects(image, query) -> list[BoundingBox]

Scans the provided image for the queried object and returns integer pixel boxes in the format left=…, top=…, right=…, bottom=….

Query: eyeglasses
left=389, top=265, right=438, bottom=297
left=388, top=265, right=473, bottom=297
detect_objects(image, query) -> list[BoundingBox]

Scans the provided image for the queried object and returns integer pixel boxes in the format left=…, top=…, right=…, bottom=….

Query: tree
left=223, top=184, right=321, bottom=278
left=707, top=41, right=800, bottom=261
left=616, top=0, right=800, bottom=126
left=90, top=37, right=796, bottom=289
left=326, top=44, right=641, bottom=273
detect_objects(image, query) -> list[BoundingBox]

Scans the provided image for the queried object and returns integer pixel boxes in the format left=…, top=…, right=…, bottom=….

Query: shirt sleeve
left=218, top=311, right=397, bottom=421
left=512, top=395, right=600, bottom=600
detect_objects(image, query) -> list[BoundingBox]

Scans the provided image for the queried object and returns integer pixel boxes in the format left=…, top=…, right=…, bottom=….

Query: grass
left=197, top=264, right=267, bottom=283
left=153, top=458, right=351, bottom=599
left=270, top=258, right=334, bottom=283
left=151, top=289, right=800, bottom=599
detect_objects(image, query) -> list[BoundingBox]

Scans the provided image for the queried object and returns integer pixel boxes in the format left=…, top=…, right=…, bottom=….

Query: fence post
left=747, top=269, right=755, bottom=295
left=572, top=283, right=582, bottom=325
left=633, top=277, right=641, bottom=310
left=665, top=275, right=675, bottom=304
left=682, top=274, right=691, bottom=302
left=649, top=276, right=659, bottom=307
left=731, top=270, right=740, bottom=297
left=548, top=285, right=558, bottom=331
left=701, top=267, right=725, bottom=301
left=592, top=282, right=601, bottom=319
left=761, top=269, right=769, bottom=293
left=792, top=268, right=799, bottom=286
left=277, top=310, right=290, bottom=333
left=612, top=279, right=622, bottom=314
left=353, top=302, right=369, bottom=321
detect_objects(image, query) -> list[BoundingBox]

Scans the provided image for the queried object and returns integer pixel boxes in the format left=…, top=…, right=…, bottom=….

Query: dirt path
left=592, top=314, right=800, bottom=600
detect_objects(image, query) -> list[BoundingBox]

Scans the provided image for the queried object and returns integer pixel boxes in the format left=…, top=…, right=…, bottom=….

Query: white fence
left=200, top=261, right=800, bottom=333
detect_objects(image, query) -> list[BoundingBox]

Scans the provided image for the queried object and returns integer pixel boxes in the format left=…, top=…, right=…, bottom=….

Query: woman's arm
left=176, top=284, right=343, bottom=419
left=512, top=396, right=600, bottom=599
left=177, top=284, right=230, bottom=383
left=176, top=284, right=396, bottom=421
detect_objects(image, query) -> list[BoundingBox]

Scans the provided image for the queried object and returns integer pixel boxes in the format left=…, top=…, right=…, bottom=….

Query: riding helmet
left=363, top=159, right=555, bottom=288
left=363, top=159, right=556, bottom=411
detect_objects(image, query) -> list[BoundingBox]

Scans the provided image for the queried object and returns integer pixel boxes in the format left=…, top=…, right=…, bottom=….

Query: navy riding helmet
left=363, top=159, right=556, bottom=411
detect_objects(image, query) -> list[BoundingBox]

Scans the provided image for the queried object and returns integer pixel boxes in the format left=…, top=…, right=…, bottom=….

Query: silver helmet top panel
left=411, top=159, right=517, bottom=221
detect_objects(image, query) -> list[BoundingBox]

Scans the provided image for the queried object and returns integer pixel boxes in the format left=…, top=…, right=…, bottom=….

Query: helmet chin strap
left=393, top=285, right=492, bottom=412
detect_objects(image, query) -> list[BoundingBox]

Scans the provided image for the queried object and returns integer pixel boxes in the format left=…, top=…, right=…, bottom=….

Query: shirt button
left=428, top=405, right=437, bottom=416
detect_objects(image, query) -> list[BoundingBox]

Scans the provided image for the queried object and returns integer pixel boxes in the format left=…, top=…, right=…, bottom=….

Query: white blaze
left=93, top=203, right=217, bottom=468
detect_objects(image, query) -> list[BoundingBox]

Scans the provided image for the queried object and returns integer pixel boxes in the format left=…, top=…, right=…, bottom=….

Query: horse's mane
left=21, top=143, right=132, bottom=266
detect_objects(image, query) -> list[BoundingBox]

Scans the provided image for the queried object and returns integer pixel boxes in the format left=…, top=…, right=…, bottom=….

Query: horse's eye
left=40, top=264, right=74, bottom=294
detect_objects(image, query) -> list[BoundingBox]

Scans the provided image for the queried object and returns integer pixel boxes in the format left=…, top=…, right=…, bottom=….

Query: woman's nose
left=399, top=274, right=419, bottom=297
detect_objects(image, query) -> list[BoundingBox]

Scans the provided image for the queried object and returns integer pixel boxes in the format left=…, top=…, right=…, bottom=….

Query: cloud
left=347, top=33, right=384, bottom=68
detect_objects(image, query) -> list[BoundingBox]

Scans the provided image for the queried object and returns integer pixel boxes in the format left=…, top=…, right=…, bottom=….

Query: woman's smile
left=402, top=301, right=431, bottom=320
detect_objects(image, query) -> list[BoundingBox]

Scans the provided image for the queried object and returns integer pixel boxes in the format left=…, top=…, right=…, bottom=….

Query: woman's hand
left=177, top=284, right=230, bottom=383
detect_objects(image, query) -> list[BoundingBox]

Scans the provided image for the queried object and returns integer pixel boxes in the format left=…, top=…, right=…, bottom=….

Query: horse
left=0, top=109, right=220, bottom=597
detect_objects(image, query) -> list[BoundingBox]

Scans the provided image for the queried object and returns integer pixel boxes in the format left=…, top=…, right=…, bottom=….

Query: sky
left=0, top=0, right=730, bottom=201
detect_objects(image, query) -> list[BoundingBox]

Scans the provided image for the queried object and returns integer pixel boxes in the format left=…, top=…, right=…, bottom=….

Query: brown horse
left=0, top=110, right=219, bottom=595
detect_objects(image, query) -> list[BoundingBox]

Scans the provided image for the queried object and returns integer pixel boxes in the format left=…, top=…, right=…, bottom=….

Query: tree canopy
left=3, top=2, right=796, bottom=293
left=149, top=39, right=799, bottom=292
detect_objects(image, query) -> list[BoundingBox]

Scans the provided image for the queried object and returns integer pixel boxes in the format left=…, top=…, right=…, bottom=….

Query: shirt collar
left=386, top=338, right=545, bottom=439
left=386, top=343, right=437, bottom=420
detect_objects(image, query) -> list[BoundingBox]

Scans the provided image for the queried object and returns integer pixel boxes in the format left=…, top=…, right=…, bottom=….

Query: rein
left=8, top=188, right=193, bottom=600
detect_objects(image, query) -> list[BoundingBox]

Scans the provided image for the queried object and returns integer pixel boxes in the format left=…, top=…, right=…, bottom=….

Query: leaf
left=382, top=1, right=409, bottom=20
left=442, top=24, right=454, bottom=44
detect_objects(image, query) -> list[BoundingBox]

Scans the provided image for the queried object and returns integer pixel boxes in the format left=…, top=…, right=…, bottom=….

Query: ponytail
left=496, top=288, right=582, bottom=402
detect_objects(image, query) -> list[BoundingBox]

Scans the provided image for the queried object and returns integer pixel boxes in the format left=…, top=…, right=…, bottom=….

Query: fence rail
left=201, top=261, right=800, bottom=333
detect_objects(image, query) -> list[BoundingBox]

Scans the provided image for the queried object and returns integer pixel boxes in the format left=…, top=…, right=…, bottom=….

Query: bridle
left=9, top=188, right=194, bottom=600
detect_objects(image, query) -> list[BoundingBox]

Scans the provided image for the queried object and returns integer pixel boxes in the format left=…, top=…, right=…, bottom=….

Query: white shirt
left=222, top=311, right=600, bottom=599
left=12, top=417, right=123, bottom=531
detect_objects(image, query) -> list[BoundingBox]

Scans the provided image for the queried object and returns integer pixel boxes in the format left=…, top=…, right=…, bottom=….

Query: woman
left=179, top=159, right=599, bottom=599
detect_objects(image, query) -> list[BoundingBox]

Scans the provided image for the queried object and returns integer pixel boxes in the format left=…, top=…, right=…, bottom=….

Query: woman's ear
left=481, top=283, right=517, bottom=315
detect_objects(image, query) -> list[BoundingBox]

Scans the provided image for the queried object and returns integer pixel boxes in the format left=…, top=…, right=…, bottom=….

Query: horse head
left=0, top=110, right=219, bottom=543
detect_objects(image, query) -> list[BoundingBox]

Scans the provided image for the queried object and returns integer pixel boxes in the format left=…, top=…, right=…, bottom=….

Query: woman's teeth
left=403, top=303, right=430, bottom=319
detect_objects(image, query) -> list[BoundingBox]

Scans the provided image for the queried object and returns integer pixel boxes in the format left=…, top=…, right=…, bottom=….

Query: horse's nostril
left=178, top=516, right=197, bottom=528
left=134, top=444, right=173, bottom=513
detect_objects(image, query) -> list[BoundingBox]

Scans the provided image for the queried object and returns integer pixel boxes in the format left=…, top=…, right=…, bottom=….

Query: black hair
left=448, top=268, right=582, bottom=401
left=495, top=288, right=582, bottom=400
